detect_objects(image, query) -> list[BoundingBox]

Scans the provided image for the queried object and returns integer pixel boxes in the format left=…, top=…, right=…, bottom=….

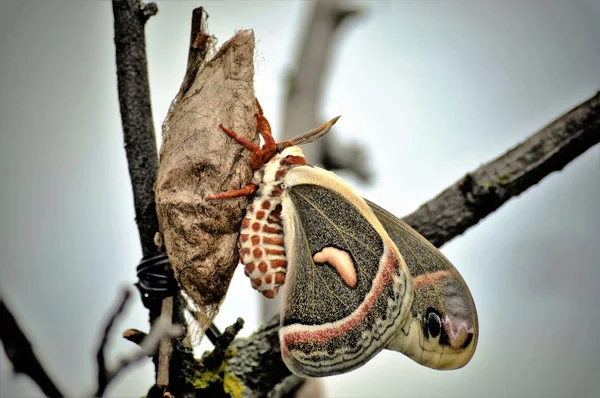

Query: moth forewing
left=277, top=164, right=415, bottom=377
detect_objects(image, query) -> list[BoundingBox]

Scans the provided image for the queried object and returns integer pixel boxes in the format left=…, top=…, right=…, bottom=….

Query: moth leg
left=255, top=98, right=277, bottom=162
left=207, top=183, right=258, bottom=200
left=218, top=123, right=263, bottom=170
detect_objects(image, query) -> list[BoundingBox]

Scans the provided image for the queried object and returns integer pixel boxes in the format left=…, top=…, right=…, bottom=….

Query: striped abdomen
left=239, top=188, right=288, bottom=298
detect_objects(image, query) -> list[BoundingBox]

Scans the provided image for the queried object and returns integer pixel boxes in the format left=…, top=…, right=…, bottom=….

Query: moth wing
left=278, top=166, right=413, bottom=377
left=366, top=200, right=479, bottom=370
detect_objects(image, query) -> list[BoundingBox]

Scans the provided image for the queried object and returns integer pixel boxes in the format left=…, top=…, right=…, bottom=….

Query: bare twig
left=0, top=300, right=65, bottom=398
left=94, top=289, right=182, bottom=397
left=180, top=7, right=211, bottom=96
left=105, top=318, right=181, bottom=394
left=202, top=318, right=244, bottom=370
left=156, top=297, right=173, bottom=388
left=123, top=328, right=148, bottom=345
left=188, top=90, right=600, bottom=396
left=95, top=289, right=133, bottom=396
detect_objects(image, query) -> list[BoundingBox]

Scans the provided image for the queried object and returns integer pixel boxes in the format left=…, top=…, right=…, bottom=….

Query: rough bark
left=112, top=0, right=160, bottom=258
left=403, top=91, right=600, bottom=248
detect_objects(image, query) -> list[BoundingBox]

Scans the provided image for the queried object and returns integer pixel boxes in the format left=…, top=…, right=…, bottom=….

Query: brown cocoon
left=155, top=29, right=257, bottom=329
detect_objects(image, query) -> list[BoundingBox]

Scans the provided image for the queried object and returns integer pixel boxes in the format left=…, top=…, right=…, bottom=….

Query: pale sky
left=1, top=1, right=599, bottom=397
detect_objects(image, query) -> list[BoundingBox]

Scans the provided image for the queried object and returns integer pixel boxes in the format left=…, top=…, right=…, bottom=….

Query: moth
left=208, top=102, right=478, bottom=378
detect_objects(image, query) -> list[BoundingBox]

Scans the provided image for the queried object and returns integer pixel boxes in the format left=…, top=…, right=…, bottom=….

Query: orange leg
left=218, top=123, right=264, bottom=170
left=210, top=98, right=278, bottom=201
left=207, top=183, right=257, bottom=200
left=255, top=98, right=278, bottom=162
left=257, top=114, right=277, bottom=163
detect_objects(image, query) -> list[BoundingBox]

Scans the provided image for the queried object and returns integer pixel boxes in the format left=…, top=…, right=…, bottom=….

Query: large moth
left=208, top=102, right=478, bottom=377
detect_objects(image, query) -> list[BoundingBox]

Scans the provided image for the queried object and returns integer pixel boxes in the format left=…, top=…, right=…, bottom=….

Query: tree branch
left=96, top=289, right=132, bottom=397
left=187, top=90, right=600, bottom=396
left=111, top=1, right=195, bottom=395
left=403, top=90, right=600, bottom=247
left=94, top=288, right=182, bottom=397
left=112, top=0, right=159, bottom=258
left=0, top=300, right=65, bottom=398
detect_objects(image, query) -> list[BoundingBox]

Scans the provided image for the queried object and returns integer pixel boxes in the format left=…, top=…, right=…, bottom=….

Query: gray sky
left=1, top=1, right=599, bottom=397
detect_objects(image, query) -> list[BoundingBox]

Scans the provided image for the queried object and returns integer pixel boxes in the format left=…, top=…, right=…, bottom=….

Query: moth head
left=275, top=115, right=341, bottom=153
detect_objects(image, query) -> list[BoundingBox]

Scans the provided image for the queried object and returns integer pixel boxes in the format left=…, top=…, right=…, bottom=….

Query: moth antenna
left=280, top=116, right=341, bottom=149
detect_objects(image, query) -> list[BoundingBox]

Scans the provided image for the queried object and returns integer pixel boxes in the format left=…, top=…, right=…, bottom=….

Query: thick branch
left=0, top=300, right=65, bottom=398
left=403, top=90, right=600, bottom=247
left=112, top=0, right=159, bottom=257
left=191, top=90, right=600, bottom=396
left=112, top=2, right=196, bottom=395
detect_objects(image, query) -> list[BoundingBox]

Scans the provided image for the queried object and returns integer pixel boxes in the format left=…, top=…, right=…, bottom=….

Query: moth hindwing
left=208, top=104, right=478, bottom=377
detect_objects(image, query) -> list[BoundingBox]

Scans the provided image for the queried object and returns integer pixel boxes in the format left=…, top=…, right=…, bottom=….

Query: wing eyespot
left=424, top=307, right=442, bottom=339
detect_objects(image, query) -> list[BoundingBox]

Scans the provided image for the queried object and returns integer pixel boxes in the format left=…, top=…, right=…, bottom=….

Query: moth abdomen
left=238, top=151, right=305, bottom=298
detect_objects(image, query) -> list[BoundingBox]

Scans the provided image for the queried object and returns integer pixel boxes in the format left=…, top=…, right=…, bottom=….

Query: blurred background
left=1, top=0, right=599, bottom=397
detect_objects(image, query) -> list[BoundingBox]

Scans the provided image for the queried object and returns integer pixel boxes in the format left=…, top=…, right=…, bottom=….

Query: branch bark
left=111, top=1, right=195, bottom=396
left=112, top=0, right=160, bottom=258
left=94, top=288, right=182, bottom=397
left=187, top=90, right=599, bottom=396
left=403, top=90, right=600, bottom=248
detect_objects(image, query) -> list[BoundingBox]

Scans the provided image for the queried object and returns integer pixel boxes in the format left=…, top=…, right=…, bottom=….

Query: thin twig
left=94, top=289, right=182, bottom=397
left=156, top=297, right=173, bottom=388
left=0, top=300, right=65, bottom=398
left=106, top=318, right=181, bottom=392
left=180, top=7, right=211, bottom=96
left=202, top=318, right=244, bottom=370
left=95, top=289, right=133, bottom=397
